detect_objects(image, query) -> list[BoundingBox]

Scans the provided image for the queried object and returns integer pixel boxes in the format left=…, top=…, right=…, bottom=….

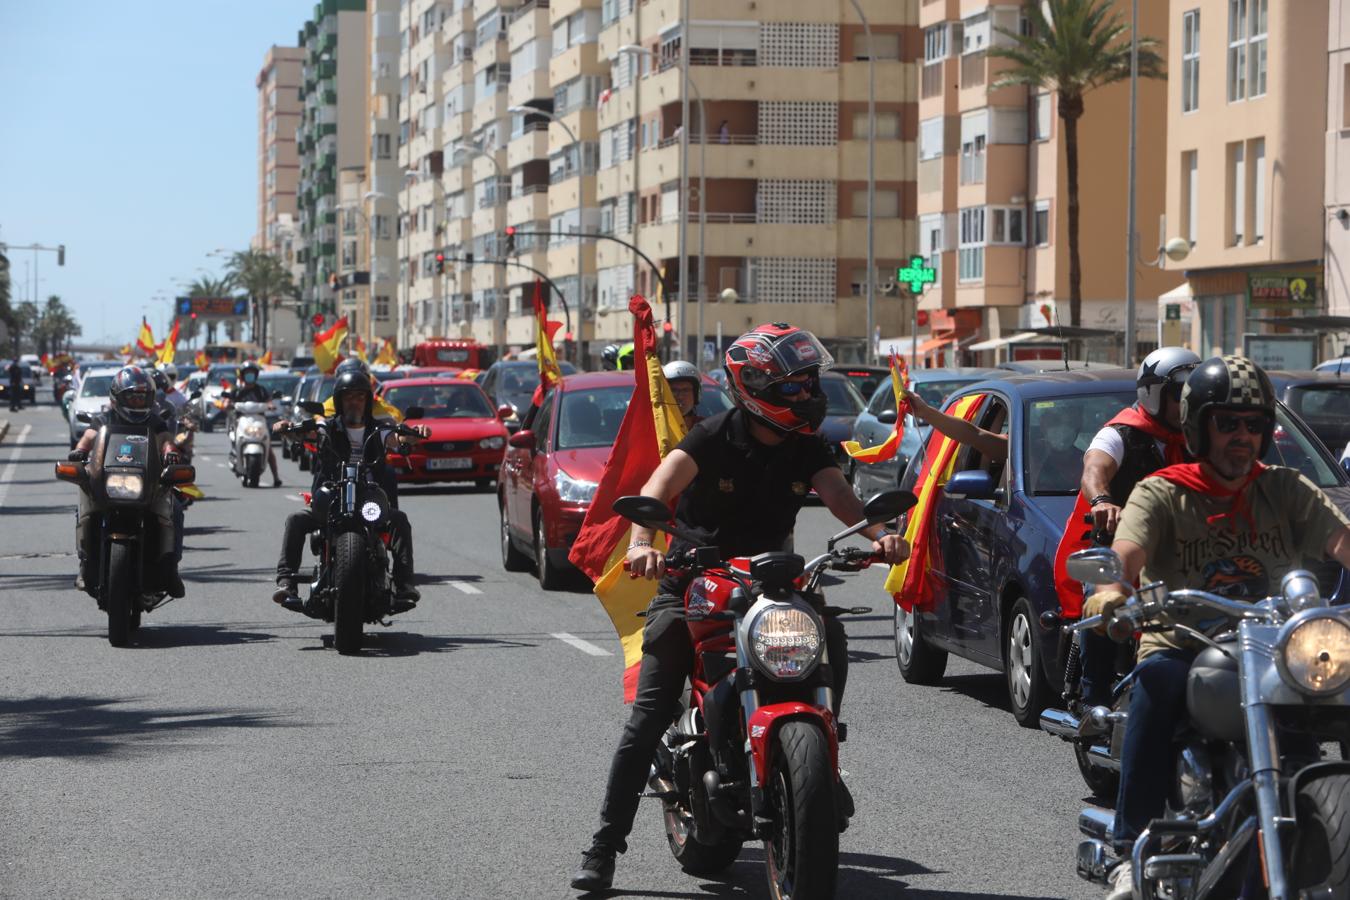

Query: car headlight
left=1277, top=610, right=1350, bottom=696
left=479, top=435, right=505, bottom=450
left=749, top=604, right=824, bottom=680
left=241, top=421, right=267, bottom=440
left=105, top=473, right=144, bottom=500
left=554, top=468, right=598, bottom=504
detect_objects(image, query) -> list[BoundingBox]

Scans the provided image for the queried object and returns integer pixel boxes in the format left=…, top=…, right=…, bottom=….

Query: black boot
left=161, top=556, right=185, bottom=598
left=272, top=573, right=299, bottom=606
left=570, top=842, right=616, bottom=893
left=393, top=580, right=420, bottom=605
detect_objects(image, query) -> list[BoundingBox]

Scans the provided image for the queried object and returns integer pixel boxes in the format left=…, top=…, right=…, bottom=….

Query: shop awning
left=916, top=335, right=957, bottom=355
left=1021, top=325, right=1122, bottom=340
left=966, top=332, right=1056, bottom=352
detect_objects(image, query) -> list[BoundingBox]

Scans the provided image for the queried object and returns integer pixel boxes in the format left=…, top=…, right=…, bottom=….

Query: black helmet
left=335, top=357, right=370, bottom=377
left=1180, top=355, right=1277, bottom=459
left=601, top=344, right=620, bottom=371
left=110, top=366, right=155, bottom=424
left=238, top=361, right=261, bottom=384
left=148, top=367, right=172, bottom=395
left=332, top=369, right=373, bottom=418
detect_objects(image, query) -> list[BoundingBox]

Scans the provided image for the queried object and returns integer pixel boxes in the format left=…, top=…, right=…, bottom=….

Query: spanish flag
left=885, top=393, right=987, bottom=612
left=313, top=315, right=349, bottom=374
left=531, top=278, right=564, bottom=407
left=569, top=294, right=688, bottom=702
left=259, top=350, right=273, bottom=366
left=157, top=320, right=180, bottom=366
left=458, top=368, right=482, bottom=380
left=119, top=344, right=133, bottom=358
left=194, top=350, right=209, bottom=371
left=842, top=352, right=910, bottom=464
left=374, top=338, right=398, bottom=368
left=353, top=336, right=368, bottom=363
left=136, top=319, right=156, bottom=356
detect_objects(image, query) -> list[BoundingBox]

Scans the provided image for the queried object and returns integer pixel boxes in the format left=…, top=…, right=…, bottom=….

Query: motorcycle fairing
left=746, top=703, right=839, bottom=786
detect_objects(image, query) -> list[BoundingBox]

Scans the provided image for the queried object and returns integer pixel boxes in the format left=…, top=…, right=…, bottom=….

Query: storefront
left=1161, top=265, right=1325, bottom=365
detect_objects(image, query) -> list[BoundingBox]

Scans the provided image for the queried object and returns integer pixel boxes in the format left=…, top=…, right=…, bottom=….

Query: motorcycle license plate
left=426, top=457, right=472, bottom=470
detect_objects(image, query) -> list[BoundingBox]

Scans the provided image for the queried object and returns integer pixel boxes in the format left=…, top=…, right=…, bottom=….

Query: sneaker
left=273, top=476, right=282, bottom=488
left=570, top=843, right=616, bottom=893
left=393, top=583, right=420, bottom=604
left=1106, top=860, right=1133, bottom=900
left=272, top=579, right=299, bottom=605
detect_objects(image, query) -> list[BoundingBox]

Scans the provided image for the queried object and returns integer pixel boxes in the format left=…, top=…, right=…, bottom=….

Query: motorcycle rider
left=320, top=357, right=404, bottom=423
left=571, top=324, right=910, bottom=892
left=70, top=366, right=186, bottom=598
left=601, top=343, right=635, bottom=372
left=7, top=357, right=24, bottom=411
left=1082, top=355, right=1350, bottom=899
left=271, top=369, right=427, bottom=609
left=224, top=360, right=282, bottom=487
left=661, top=359, right=704, bottom=431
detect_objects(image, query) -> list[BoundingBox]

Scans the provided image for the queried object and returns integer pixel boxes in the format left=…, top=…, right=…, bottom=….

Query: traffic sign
left=897, top=256, right=936, bottom=295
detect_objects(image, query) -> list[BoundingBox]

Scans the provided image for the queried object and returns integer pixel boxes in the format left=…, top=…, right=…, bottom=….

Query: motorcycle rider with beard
left=271, top=370, right=428, bottom=610
left=1082, top=356, right=1350, bottom=899
left=224, top=360, right=282, bottom=487
left=570, top=324, right=910, bottom=892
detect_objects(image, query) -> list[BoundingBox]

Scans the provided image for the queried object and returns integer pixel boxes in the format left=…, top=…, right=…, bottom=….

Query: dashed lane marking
left=216, top=463, right=227, bottom=468
left=0, top=424, right=34, bottom=509
left=551, top=632, right=612, bottom=657
left=198, top=455, right=212, bottom=461
left=447, top=580, right=482, bottom=595
left=283, top=494, right=303, bottom=503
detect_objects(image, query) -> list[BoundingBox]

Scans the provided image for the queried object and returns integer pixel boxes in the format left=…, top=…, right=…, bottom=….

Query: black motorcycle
left=281, top=403, right=423, bottom=654
left=1065, top=547, right=1350, bottom=899
left=58, top=414, right=195, bottom=646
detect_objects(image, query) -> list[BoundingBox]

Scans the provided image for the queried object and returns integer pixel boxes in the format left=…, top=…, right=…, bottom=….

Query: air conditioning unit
left=580, top=306, right=596, bottom=321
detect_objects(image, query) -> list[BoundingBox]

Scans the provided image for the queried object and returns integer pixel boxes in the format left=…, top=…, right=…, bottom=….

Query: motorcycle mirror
left=612, top=495, right=671, bottom=529
left=271, top=390, right=283, bottom=400
left=864, top=489, right=917, bottom=524
left=1066, top=548, right=1125, bottom=586
left=403, top=406, right=425, bottom=420
left=299, top=400, right=325, bottom=415
left=75, top=411, right=92, bottom=424
left=188, top=390, right=202, bottom=400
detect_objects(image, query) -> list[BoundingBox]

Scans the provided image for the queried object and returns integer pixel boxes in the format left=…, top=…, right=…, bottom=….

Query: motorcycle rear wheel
left=1292, top=771, right=1350, bottom=896
left=104, top=541, right=135, bottom=647
left=1073, top=741, right=1119, bottom=801
left=765, top=721, right=838, bottom=900
left=333, top=531, right=366, bottom=654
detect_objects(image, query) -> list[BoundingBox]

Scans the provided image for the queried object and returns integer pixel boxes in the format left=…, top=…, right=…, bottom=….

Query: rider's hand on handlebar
left=625, top=544, right=665, bottom=580
left=271, top=421, right=288, bottom=434
left=872, top=532, right=909, bottom=565
left=1090, top=501, right=1122, bottom=534
left=1082, top=590, right=1129, bottom=637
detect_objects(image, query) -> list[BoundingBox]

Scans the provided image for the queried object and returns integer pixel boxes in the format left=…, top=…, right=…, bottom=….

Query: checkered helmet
left=1179, top=355, right=1277, bottom=458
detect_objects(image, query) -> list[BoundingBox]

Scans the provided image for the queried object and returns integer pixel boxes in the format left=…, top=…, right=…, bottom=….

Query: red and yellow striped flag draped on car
left=569, top=294, right=688, bottom=702
left=885, top=393, right=987, bottom=612
left=841, top=352, right=910, bottom=464
left=313, top=316, right=349, bottom=374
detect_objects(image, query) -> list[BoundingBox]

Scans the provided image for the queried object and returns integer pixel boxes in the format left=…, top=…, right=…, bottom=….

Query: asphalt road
left=0, top=402, right=1100, bottom=899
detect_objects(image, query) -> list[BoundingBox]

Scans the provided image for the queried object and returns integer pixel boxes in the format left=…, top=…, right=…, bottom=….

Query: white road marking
left=0, top=424, right=34, bottom=508
left=216, top=463, right=227, bottom=468
left=447, top=580, right=482, bottom=594
left=284, top=493, right=303, bottom=503
left=552, top=632, right=612, bottom=657
left=197, top=455, right=212, bottom=461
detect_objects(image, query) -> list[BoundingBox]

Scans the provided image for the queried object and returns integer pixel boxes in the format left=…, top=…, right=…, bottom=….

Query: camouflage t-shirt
left=1115, top=465, right=1348, bottom=659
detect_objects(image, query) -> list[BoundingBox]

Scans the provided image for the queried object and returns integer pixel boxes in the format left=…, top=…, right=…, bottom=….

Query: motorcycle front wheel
left=104, top=541, right=136, bottom=647
left=765, top=721, right=838, bottom=900
left=332, top=530, right=366, bottom=654
left=1292, top=771, right=1350, bottom=896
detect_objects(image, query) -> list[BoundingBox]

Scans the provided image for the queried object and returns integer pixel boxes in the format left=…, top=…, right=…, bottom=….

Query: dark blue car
left=894, top=369, right=1350, bottom=727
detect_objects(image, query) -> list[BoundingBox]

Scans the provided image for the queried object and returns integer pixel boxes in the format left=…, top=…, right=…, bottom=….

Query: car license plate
left=426, top=457, right=472, bottom=470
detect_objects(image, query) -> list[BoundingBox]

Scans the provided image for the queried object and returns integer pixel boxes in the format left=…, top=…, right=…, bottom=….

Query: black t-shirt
left=89, top=408, right=169, bottom=435
left=666, top=408, right=838, bottom=564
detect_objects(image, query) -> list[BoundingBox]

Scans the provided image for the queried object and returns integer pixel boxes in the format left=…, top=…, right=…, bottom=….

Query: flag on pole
left=374, top=338, right=398, bottom=368
left=569, top=294, right=688, bottom=701
left=531, top=278, right=564, bottom=407
left=157, top=320, right=181, bottom=366
left=841, top=352, right=910, bottom=464
left=119, top=343, right=133, bottom=358
left=194, top=350, right=209, bottom=371
left=313, top=316, right=349, bottom=374
left=136, top=319, right=156, bottom=356
left=258, top=349, right=273, bottom=366
left=353, top=335, right=369, bottom=363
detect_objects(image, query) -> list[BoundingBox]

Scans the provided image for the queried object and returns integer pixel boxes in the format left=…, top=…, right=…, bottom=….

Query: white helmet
left=160, top=362, right=179, bottom=384
left=1136, top=347, right=1201, bottom=417
left=662, top=360, right=701, bottom=403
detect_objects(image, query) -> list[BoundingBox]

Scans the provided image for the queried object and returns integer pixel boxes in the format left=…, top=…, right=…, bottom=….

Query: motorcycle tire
left=332, top=530, right=366, bottom=655
left=764, top=721, right=838, bottom=900
left=105, top=541, right=135, bottom=648
left=1073, top=741, right=1119, bottom=801
left=1005, top=596, right=1051, bottom=728
left=1291, top=771, right=1350, bottom=897
left=895, top=602, right=947, bottom=685
left=500, top=497, right=530, bottom=572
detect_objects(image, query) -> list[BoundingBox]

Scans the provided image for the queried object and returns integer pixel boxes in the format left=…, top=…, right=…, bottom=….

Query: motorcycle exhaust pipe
left=1039, top=708, right=1082, bottom=739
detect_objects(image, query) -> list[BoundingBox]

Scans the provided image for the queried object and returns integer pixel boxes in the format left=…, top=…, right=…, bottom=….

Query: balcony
left=471, top=93, right=509, bottom=133
left=508, top=3, right=551, bottom=51
left=472, top=203, right=505, bottom=235
left=507, top=188, right=550, bottom=224
left=507, top=123, right=550, bottom=168
left=508, top=68, right=551, bottom=108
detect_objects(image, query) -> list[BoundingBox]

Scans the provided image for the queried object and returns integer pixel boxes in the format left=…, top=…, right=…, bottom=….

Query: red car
left=498, top=371, right=731, bottom=589
left=379, top=377, right=510, bottom=487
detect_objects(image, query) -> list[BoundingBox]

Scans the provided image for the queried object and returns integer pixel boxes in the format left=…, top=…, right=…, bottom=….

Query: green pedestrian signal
left=897, top=256, right=936, bottom=295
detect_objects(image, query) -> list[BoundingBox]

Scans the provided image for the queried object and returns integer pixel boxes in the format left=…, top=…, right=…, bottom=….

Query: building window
left=918, top=116, right=944, bottom=160
left=919, top=213, right=944, bottom=282
left=851, top=189, right=899, bottom=218
left=1227, top=0, right=1265, bottom=103
left=1182, top=10, right=1200, bottom=112
left=853, top=111, right=900, bottom=140
left=958, top=207, right=985, bottom=282
left=375, top=133, right=392, bottom=159
left=1033, top=200, right=1051, bottom=247
left=960, top=133, right=985, bottom=185
left=1251, top=137, right=1265, bottom=243
left=1181, top=150, right=1198, bottom=246
left=1248, top=0, right=1267, bottom=97
left=1228, top=141, right=1245, bottom=246
left=989, top=207, right=1025, bottom=245
left=1032, top=93, right=1052, bottom=141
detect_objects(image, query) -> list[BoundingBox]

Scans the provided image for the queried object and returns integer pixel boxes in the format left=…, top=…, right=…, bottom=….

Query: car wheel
left=533, top=508, right=567, bottom=591
left=500, top=496, right=530, bottom=572
left=1006, top=596, right=1051, bottom=728
left=895, top=601, right=947, bottom=685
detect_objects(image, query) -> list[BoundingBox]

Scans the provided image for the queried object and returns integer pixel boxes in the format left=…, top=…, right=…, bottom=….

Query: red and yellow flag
left=374, top=338, right=398, bottom=368
left=314, top=315, right=349, bottom=374
left=569, top=294, right=688, bottom=702
left=194, top=350, right=209, bottom=371
left=352, top=336, right=368, bottom=363
left=885, top=393, right=987, bottom=612
left=842, top=352, right=910, bottom=464
left=259, top=349, right=273, bottom=366
left=136, top=319, right=156, bottom=356
left=156, top=320, right=181, bottom=366
left=119, top=343, right=133, bottom=358
left=531, top=278, right=564, bottom=407
left=457, top=368, right=482, bottom=380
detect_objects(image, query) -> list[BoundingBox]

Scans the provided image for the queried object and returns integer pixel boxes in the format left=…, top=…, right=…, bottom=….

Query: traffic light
left=435, top=252, right=445, bottom=275
left=190, top=312, right=198, bottom=321
left=57, top=244, right=65, bottom=266
left=503, top=226, right=516, bottom=255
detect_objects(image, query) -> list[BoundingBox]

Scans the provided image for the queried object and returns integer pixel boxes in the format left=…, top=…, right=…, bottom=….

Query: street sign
left=897, top=256, right=936, bottom=295
left=1165, top=304, right=1181, bottom=321
left=176, top=296, right=248, bottom=317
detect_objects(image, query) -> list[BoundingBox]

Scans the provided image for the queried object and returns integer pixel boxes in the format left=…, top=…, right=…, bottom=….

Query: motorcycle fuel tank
left=1187, top=644, right=1243, bottom=743
left=685, top=569, right=741, bottom=646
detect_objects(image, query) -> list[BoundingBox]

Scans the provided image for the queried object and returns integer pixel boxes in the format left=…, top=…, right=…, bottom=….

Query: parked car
left=849, top=368, right=1002, bottom=500
left=894, top=369, right=1350, bottom=727
left=498, top=371, right=730, bottom=589
left=379, top=377, right=510, bottom=487
left=477, top=359, right=579, bottom=432
left=1268, top=370, right=1350, bottom=459
left=372, top=369, right=407, bottom=387
left=1314, top=357, right=1350, bottom=373
left=833, top=364, right=891, bottom=404
left=817, top=373, right=867, bottom=473
left=0, top=362, right=38, bottom=406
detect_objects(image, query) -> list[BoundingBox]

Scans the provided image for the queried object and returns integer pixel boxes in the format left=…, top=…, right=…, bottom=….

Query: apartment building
left=918, top=0, right=1178, bottom=366
left=254, top=46, right=305, bottom=355
left=1326, top=1, right=1350, bottom=342
left=296, top=0, right=369, bottom=342
left=1162, top=0, right=1328, bottom=365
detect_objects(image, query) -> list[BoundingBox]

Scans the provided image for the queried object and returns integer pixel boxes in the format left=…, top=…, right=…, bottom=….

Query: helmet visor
left=120, top=390, right=151, bottom=410
left=742, top=331, right=833, bottom=390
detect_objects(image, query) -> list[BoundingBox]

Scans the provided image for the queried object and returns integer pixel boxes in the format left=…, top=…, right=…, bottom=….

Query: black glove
left=67, top=449, right=88, bottom=462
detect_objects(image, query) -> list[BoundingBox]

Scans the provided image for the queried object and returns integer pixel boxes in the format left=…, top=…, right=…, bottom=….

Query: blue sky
left=0, top=1, right=314, bottom=346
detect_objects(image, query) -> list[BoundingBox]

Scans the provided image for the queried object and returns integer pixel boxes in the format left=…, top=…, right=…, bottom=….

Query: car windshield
left=821, top=377, right=863, bottom=416
left=79, top=374, right=115, bottom=397
left=258, top=374, right=299, bottom=397
left=697, top=385, right=733, bottom=417
left=314, top=377, right=336, bottom=402
left=383, top=383, right=493, bottom=418
left=497, top=362, right=577, bottom=410
left=1024, top=392, right=1137, bottom=495
left=1285, top=385, right=1350, bottom=427
left=556, top=385, right=632, bottom=450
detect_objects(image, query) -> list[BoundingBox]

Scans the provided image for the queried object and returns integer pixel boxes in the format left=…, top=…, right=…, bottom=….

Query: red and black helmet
left=109, top=365, right=155, bottom=424
left=723, top=323, right=834, bottom=434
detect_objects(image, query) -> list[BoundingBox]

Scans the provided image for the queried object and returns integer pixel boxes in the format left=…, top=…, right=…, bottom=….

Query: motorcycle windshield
left=103, top=434, right=149, bottom=469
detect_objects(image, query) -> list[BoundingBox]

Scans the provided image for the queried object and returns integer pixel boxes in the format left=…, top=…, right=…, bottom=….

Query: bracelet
left=627, top=540, right=653, bottom=550
left=1088, top=494, right=1114, bottom=507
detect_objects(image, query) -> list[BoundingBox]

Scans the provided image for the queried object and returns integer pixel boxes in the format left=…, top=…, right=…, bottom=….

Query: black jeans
left=591, top=592, right=848, bottom=853
left=276, top=507, right=414, bottom=586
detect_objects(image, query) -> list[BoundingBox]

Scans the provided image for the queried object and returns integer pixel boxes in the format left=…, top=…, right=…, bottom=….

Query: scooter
left=227, top=399, right=273, bottom=488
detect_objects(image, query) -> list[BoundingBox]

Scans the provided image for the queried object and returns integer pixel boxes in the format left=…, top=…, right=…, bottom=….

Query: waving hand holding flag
left=841, top=352, right=910, bottom=464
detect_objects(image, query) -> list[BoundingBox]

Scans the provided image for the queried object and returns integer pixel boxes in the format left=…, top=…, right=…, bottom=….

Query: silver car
left=67, top=368, right=121, bottom=448
left=848, top=368, right=1001, bottom=499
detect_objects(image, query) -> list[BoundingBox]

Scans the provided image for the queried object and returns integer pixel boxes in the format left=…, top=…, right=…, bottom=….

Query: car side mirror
left=497, top=404, right=514, bottom=421
left=507, top=429, right=535, bottom=450
left=943, top=470, right=996, bottom=501
left=403, top=406, right=424, bottom=420
left=189, top=390, right=202, bottom=400
left=613, top=495, right=671, bottom=529
left=876, top=408, right=898, bottom=425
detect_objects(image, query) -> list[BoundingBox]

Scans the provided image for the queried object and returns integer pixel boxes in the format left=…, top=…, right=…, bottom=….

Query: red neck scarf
left=1108, top=406, right=1188, bottom=465
left=1149, top=461, right=1268, bottom=535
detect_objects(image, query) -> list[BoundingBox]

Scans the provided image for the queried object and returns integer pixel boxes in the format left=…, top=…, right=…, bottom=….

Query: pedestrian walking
left=7, top=359, right=23, bottom=412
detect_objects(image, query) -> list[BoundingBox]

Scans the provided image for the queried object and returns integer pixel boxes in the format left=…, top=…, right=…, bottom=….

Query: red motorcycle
left=613, top=489, right=915, bottom=900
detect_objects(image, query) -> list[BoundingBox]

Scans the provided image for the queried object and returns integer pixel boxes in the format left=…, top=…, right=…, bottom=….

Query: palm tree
left=988, top=0, right=1163, bottom=328
left=39, top=295, right=81, bottom=352
left=225, top=249, right=295, bottom=350
left=185, top=275, right=236, bottom=299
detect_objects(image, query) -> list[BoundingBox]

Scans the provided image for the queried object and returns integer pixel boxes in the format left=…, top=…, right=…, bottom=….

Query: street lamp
left=847, top=0, right=877, bottom=365
left=510, top=104, right=584, bottom=362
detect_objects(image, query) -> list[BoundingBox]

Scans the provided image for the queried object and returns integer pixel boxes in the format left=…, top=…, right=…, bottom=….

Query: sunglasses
left=773, top=375, right=819, bottom=396
left=1212, top=412, right=1272, bottom=435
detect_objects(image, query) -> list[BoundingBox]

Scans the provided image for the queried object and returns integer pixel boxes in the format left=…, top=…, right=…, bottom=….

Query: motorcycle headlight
left=479, top=435, right=505, bottom=450
left=241, top=421, right=267, bottom=440
left=361, top=500, right=383, bottom=523
left=105, top=473, right=144, bottom=500
left=554, top=468, right=597, bottom=505
left=1277, top=611, right=1350, bottom=696
left=749, top=605, right=824, bottom=681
